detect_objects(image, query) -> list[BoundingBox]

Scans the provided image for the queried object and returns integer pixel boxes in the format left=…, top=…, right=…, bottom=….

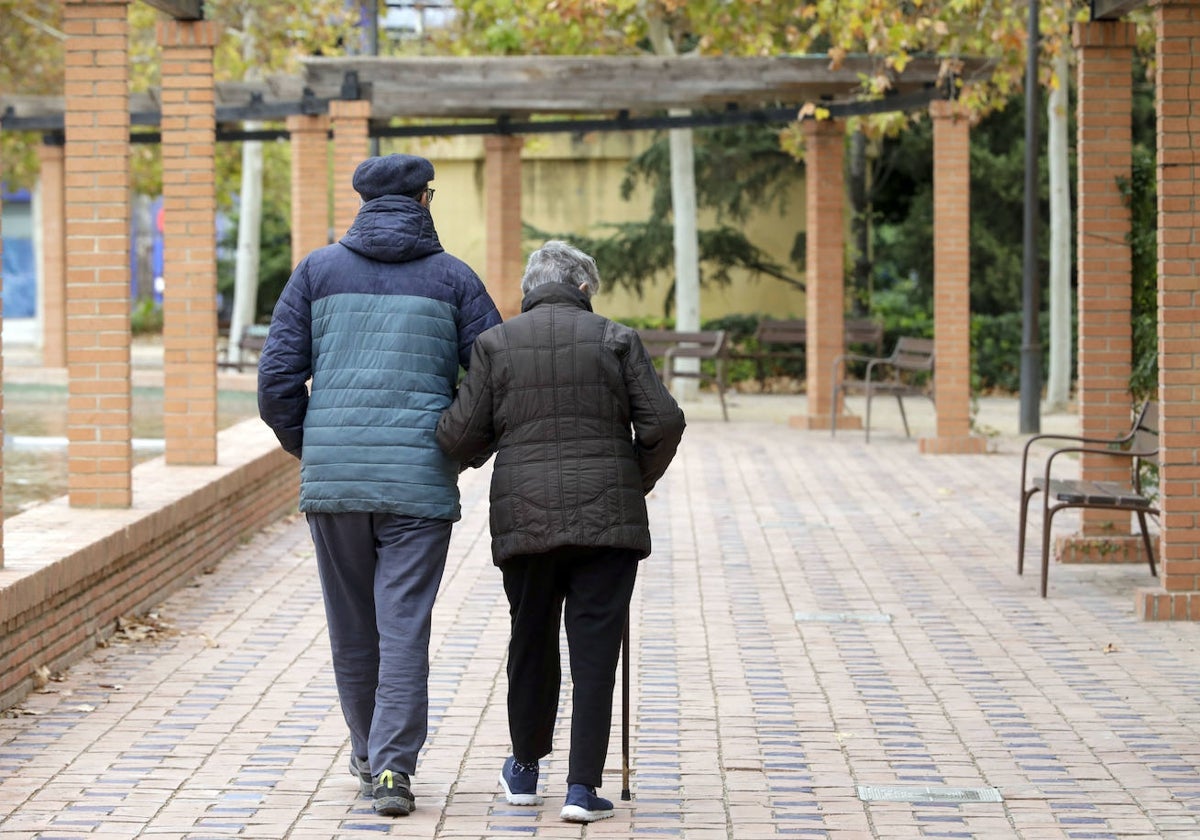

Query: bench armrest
left=1019, top=432, right=1142, bottom=492
left=1040, top=444, right=1155, bottom=490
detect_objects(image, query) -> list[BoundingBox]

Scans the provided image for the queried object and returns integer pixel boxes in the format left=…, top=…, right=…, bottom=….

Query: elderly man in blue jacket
left=258, top=153, right=501, bottom=818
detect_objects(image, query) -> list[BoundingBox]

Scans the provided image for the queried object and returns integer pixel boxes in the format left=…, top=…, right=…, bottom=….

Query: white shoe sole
left=560, top=804, right=614, bottom=823
left=499, top=773, right=543, bottom=805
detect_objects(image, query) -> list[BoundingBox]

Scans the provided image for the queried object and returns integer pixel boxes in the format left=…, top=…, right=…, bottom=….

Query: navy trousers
left=502, top=546, right=639, bottom=788
left=307, top=512, right=451, bottom=777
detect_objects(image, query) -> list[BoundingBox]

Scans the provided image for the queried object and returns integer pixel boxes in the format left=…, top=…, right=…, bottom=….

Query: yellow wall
left=388, top=132, right=808, bottom=323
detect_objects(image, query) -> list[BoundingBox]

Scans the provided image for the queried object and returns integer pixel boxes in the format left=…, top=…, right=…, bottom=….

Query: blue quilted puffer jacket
left=257, top=195, right=501, bottom=520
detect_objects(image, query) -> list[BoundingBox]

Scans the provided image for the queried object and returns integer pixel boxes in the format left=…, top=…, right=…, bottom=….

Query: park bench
left=733, top=317, right=883, bottom=383
left=1017, top=400, right=1159, bottom=598
left=218, top=324, right=269, bottom=373
left=830, top=335, right=935, bottom=442
left=637, top=328, right=730, bottom=421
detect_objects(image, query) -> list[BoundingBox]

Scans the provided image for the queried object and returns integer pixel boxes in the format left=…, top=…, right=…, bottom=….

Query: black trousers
left=502, top=545, right=640, bottom=789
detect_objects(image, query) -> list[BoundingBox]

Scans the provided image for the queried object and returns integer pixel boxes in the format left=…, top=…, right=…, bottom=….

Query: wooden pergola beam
left=1090, top=0, right=1148, bottom=20
left=302, top=54, right=991, bottom=118
left=140, top=0, right=203, bottom=20
left=4, top=54, right=996, bottom=130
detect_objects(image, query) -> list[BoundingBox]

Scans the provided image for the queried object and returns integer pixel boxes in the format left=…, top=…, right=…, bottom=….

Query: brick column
left=1139, top=0, right=1200, bottom=620
left=920, top=101, right=986, bottom=455
left=330, top=100, right=371, bottom=237
left=287, top=114, right=331, bottom=268
left=795, top=118, right=847, bottom=430
left=63, top=0, right=132, bottom=508
left=159, top=19, right=221, bottom=466
left=484, top=135, right=524, bottom=319
left=1061, top=21, right=1139, bottom=559
left=0, top=192, right=5, bottom=567
left=37, top=139, right=68, bottom=368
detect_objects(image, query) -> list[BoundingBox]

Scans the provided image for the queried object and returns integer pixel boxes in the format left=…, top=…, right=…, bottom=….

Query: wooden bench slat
left=219, top=324, right=269, bottom=372
left=636, top=328, right=729, bottom=421
left=731, top=318, right=884, bottom=381
left=1035, top=478, right=1155, bottom=509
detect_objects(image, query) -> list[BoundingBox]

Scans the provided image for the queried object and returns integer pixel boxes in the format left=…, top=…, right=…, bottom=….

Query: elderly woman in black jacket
left=437, top=240, right=685, bottom=823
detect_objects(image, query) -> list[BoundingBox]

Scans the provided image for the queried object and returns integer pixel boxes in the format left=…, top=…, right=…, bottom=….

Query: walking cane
left=620, top=614, right=632, bottom=801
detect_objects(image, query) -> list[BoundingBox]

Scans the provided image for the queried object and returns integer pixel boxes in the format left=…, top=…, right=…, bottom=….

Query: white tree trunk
left=1045, top=49, right=1072, bottom=411
left=667, top=119, right=701, bottom=399
left=647, top=17, right=700, bottom=400
left=227, top=130, right=263, bottom=366
left=227, top=7, right=264, bottom=367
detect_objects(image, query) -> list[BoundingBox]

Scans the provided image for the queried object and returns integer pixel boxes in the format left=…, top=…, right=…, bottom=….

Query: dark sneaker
left=499, top=755, right=543, bottom=805
left=372, top=769, right=415, bottom=817
left=560, top=783, right=614, bottom=823
left=349, top=755, right=371, bottom=798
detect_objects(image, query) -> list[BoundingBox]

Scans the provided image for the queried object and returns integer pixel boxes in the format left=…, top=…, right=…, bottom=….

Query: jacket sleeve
left=622, top=331, right=686, bottom=493
left=456, top=270, right=503, bottom=370
left=436, top=338, right=497, bottom=468
left=257, top=261, right=313, bottom=459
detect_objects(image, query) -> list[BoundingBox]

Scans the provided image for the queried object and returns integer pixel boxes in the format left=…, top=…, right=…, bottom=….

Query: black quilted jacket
left=436, top=282, right=686, bottom=566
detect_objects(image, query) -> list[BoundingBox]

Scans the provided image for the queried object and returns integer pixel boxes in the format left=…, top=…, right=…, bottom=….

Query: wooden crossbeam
left=140, top=0, right=204, bottom=20
left=302, top=55, right=974, bottom=118
left=1090, top=0, right=1148, bottom=19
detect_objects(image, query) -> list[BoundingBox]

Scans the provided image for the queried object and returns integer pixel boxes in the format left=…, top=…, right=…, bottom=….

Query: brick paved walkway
left=2, top=401, right=1199, bottom=839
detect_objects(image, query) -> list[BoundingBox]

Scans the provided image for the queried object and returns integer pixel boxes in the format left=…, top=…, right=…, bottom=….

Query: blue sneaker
left=499, top=755, right=543, bottom=805
left=560, top=783, right=614, bottom=823
left=349, top=755, right=372, bottom=798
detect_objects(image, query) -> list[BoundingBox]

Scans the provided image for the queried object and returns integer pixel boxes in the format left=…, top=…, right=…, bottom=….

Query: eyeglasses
left=425, top=188, right=435, bottom=204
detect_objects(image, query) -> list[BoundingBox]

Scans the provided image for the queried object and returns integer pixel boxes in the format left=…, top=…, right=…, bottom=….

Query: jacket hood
left=340, top=196, right=445, bottom=264
left=520, top=282, right=594, bottom=313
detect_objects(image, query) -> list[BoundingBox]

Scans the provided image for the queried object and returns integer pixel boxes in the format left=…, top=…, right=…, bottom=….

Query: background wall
left=388, top=132, right=808, bottom=323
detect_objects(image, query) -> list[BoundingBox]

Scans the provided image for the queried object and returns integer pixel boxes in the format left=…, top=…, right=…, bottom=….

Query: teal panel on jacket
left=299, top=292, right=464, bottom=519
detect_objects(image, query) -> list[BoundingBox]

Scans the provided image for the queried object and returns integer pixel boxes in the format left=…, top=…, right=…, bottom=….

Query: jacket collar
left=521, top=282, right=594, bottom=313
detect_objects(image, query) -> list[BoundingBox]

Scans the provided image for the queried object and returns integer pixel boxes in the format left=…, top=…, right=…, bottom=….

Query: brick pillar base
left=0, top=192, right=5, bottom=567
left=1137, top=590, right=1200, bottom=621
left=1074, top=20, right=1137, bottom=539
left=1148, top=0, right=1200, bottom=617
left=1057, top=534, right=1155, bottom=564
left=330, top=100, right=372, bottom=236
left=919, top=100, right=982, bottom=455
left=160, top=18, right=221, bottom=466
left=484, top=135, right=524, bottom=319
left=64, top=0, right=133, bottom=508
left=37, top=140, right=67, bottom=368
left=918, top=435, right=986, bottom=455
left=797, top=119, right=846, bottom=430
left=793, top=414, right=862, bottom=432
left=287, top=114, right=331, bottom=268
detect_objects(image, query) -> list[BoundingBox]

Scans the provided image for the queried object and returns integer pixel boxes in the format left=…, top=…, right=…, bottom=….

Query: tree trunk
left=647, top=16, right=700, bottom=399
left=227, top=7, right=264, bottom=367
left=227, top=130, right=263, bottom=366
left=848, top=128, right=871, bottom=317
left=1045, top=49, right=1072, bottom=412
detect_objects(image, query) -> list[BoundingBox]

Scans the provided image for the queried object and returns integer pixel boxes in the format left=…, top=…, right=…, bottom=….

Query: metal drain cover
left=794, top=611, right=893, bottom=623
left=857, top=785, right=1003, bottom=803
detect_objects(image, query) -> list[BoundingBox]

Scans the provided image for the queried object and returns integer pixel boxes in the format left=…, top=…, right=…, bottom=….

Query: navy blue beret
left=352, top=154, right=435, bottom=201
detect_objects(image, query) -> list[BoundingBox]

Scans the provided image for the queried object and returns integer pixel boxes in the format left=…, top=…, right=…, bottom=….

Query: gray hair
left=520, top=240, right=602, bottom=297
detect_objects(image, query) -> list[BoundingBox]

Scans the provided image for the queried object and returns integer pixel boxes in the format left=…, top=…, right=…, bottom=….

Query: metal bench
left=830, top=336, right=935, bottom=442
left=1017, top=401, right=1159, bottom=597
left=637, top=329, right=730, bottom=421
